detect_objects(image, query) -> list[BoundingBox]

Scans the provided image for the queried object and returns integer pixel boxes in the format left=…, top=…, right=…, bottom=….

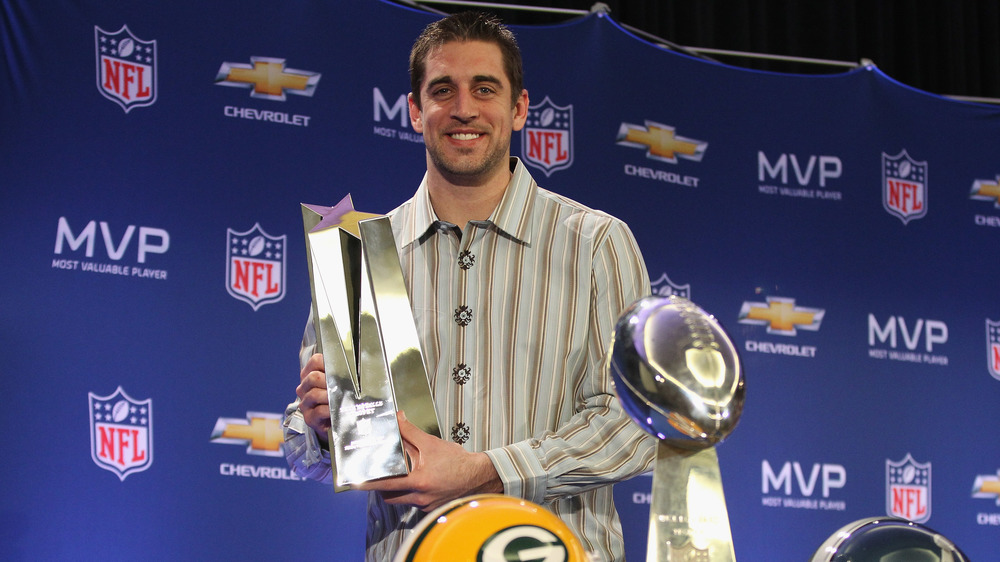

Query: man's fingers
left=378, top=490, right=433, bottom=512
left=395, top=410, right=428, bottom=445
left=296, top=365, right=330, bottom=434
left=299, top=353, right=325, bottom=383
left=356, top=473, right=412, bottom=493
left=296, top=370, right=328, bottom=401
left=305, top=402, right=330, bottom=423
left=401, top=433, right=420, bottom=469
left=305, top=353, right=324, bottom=371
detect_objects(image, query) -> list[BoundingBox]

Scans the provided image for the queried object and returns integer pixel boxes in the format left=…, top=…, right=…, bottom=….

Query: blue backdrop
left=2, top=0, right=999, bottom=559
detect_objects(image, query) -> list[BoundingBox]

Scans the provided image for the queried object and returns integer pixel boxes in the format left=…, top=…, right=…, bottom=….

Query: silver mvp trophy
left=607, top=295, right=745, bottom=561
left=302, top=195, right=440, bottom=492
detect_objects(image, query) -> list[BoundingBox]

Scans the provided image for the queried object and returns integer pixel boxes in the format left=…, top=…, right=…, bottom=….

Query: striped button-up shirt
left=284, top=158, right=655, bottom=561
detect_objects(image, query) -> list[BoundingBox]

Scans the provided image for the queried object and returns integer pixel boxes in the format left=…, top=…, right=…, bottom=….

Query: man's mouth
left=449, top=132, right=482, bottom=141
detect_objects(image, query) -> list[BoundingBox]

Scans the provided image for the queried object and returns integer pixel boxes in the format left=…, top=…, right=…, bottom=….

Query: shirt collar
left=397, top=157, right=537, bottom=247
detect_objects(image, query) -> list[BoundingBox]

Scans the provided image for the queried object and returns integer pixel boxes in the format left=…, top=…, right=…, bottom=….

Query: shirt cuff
left=484, top=440, right=548, bottom=505
left=282, top=400, right=333, bottom=484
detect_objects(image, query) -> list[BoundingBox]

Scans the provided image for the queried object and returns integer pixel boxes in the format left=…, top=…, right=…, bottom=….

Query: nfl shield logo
left=886, top=453, right=931, bottom=522
left=95, top=25, right=157, bottom=112
left=227, top=223, right=286, bottom=310
left=987, top=319, right=1000, bottom=381
left=882, top=150, right=927, bottom=224
left=651, top=272, right=690, bottom=299
left=89, top=386, right=153, bottom=481
left=521, top=96, right=573, bottom=177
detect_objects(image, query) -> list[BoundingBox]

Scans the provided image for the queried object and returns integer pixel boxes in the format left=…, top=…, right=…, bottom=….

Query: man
left=283, top=11, right=655, bottom=561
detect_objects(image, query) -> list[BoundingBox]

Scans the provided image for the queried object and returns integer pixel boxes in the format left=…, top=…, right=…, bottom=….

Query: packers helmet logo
left=479, top=525, right=568, bottom=562
left=395, top=494, right=587, bottom=562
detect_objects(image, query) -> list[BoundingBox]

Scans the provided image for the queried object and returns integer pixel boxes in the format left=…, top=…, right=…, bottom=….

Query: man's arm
left=282, top=316, right=334, bottom=483
left=485, top=218, right=657, bottom=506
left=295, top=353, right=331, bottom=441
left=355, top=411, right=503, bottom=512
left=286, top=336, right=503, bottom=510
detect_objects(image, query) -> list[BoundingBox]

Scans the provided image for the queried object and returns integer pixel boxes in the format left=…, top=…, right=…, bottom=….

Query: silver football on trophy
left=608, top=295, right=745, bottom=448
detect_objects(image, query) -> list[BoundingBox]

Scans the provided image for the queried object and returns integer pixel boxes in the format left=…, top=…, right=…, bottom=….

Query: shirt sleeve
left=282, top=310, right=334, bottom=484
left=483, top=218, right=657, bottom=505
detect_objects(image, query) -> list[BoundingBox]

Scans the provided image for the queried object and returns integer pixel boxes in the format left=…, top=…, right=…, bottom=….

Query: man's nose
left=451, top=90, right=478, bottom=121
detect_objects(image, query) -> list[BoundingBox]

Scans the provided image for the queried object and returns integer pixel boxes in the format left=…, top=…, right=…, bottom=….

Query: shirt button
left=458, top=250, right=476, bottom=270
left=452, top=364, right=471, bottom=384
left=451, top=422, right=470, bottom=445
left=454, top=305, right=472, bottom=326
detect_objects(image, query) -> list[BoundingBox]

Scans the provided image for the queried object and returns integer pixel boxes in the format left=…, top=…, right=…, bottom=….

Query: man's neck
left=426, top=164, right=512, bottom=231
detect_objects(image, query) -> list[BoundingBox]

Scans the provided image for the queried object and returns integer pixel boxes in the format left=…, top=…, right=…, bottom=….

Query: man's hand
left=357, top=411, right=503, bottom=512
left=296, top=353, right=330, bottom=442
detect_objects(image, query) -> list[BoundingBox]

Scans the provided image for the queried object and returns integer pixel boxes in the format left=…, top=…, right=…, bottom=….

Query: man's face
left=409, top=40, right=528, bottom=186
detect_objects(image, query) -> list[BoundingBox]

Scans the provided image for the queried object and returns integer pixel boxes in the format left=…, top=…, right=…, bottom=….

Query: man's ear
left=408, top=92, right=423, bottom=133
left=511, top=88, right=529, bottom=132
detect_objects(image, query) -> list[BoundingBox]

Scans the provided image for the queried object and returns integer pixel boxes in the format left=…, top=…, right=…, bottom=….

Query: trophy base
left=647, top=443, right=736, bottom=561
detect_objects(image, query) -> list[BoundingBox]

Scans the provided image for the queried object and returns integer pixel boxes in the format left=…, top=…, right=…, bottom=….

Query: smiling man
left=412, top=38, right=527, bottom=200
left=283, top=11, right=656, bottom=561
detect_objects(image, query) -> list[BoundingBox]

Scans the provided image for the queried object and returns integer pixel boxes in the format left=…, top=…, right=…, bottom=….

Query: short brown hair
left=409, top=11, right=524, bottom=110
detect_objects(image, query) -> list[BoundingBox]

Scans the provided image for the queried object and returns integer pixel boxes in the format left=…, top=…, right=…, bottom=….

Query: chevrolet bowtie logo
left=210, top=412, right=284, bottom=457
left=973, top=471, right=1000, bottom=505
left=616, top=121, right=707, bottom=163
left=738, top=297, right=824, bottom=336
left=215, top=57, right=320, bottom=101
left=971, top=176, right=1000, bottom=208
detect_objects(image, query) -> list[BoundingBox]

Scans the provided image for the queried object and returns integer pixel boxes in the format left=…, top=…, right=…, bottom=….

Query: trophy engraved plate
left=607, top=295, right=745, bottom=561
left=302, top=196, right=440, bottom=491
